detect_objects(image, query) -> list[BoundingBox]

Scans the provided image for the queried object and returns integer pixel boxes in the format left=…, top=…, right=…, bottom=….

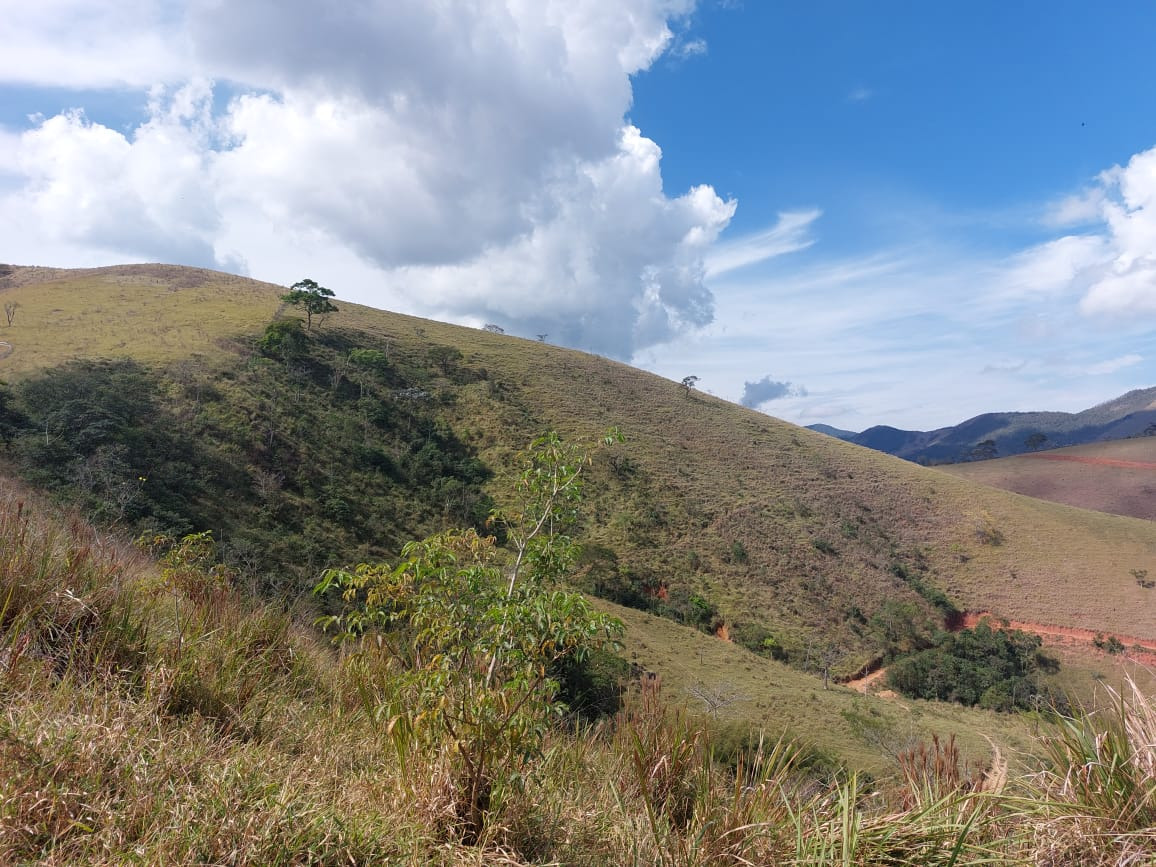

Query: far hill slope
left=4, top=264, right=1156, bottom=680
left=0, top=263, right=284, bottom=374
left=939, top=438, right=1156, bottom=522
left=811, top=388, right=1156, bottom=464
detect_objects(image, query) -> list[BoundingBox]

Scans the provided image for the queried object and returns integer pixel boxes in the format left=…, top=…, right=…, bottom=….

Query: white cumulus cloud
left=1079, top=147, right=1156, bottom=317
left=13, top=81, right=223, bottom=267
left=0, top=0, right=732, bottom=358
left=1020, top=145, right=1156, bottom=320
left=0, top=0, right=191, bottom=88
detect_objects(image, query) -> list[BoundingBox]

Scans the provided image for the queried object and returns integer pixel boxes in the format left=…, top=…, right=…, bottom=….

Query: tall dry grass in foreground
left=2, top=485, right=1155, bottom=864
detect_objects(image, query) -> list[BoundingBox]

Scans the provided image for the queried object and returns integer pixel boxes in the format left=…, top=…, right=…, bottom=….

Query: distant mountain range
left=808, top=387, right=1156, bottom=464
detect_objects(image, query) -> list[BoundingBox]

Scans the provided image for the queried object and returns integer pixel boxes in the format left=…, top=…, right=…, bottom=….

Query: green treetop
left=281, top=278, right=337, bottom=329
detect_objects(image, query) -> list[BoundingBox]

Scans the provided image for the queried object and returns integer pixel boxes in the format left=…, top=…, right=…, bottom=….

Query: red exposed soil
left=1023, top=453, right=1156, bottom=471
left=714, top=621, right=731, bottom=641
left=958, top=612, right=1156, bottom=667
left=647, top=582, right=669, bottom=601
left=846, top=666, right=887, bottom=692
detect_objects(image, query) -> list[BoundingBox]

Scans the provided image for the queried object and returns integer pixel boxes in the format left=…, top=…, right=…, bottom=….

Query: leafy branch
left=315, top=430, right=624, bottom=842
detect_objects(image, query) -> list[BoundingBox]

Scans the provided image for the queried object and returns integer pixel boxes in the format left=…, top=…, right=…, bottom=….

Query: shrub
left=886, top=622, right=1059, bottom=711
left=731, top=621, right=788, bottom=661
left=315, top=431, right=624, bottom=843
left=258, top=318, right=308, bottom=361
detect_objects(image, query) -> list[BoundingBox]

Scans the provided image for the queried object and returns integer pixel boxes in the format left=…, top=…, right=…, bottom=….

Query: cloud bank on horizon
left=1, top=2, right=1155, bottom=430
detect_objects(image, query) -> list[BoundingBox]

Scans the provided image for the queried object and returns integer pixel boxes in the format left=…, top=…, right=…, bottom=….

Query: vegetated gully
left=844, top=612, right=1156, bottom=694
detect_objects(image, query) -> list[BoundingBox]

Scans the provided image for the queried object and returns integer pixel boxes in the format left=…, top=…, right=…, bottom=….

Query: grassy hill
left=323, top=292, right=1156, bottom=650
left=0, top=263, right=284, bottom=373
left=938, top=438, right=1156, bottom=522
left=9, top=263, right=1156, bottom=861
left=4, top=264, right=1156, bottom=737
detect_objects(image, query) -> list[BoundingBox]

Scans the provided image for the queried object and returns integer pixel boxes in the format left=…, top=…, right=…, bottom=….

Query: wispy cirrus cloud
left=671, top=37, right=708, bottom=58
left=640, top=202, right=1156, bottom=430
left=703, top=209, right=820, bottom=278
left=1086, top=353, right=1143, bottom=375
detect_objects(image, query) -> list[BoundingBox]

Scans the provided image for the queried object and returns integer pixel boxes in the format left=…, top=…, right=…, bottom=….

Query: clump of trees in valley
left=886, top=621, right=1064, bottom=712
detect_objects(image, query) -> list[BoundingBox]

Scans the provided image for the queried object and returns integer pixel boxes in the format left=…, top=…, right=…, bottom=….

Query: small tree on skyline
left=281, top=278, right=337, bottom=330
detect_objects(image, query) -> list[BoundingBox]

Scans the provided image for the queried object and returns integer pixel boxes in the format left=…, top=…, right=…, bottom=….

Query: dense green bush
left=258, top=318, right=308, bottom=360
left=868, top=600, right=939, bottom=660
left=730, top=621, right=788, bottom=661
left=886, top=621, right=1063, bottom=711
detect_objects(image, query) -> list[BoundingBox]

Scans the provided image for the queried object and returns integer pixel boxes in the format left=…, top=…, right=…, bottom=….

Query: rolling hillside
left=4, top=263, right=1156, bottom=689
left=3, top=459, right=1146, bottom=865
left=939, top=438, right=1156, bottom=522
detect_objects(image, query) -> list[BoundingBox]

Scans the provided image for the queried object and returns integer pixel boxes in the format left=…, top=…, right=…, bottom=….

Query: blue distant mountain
left=806, top=387, right=1156, bottom=464
left=805, top=423, right=857, bottom=441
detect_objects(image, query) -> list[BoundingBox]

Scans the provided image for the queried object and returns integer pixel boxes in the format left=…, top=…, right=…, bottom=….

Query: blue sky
left=2, top=2, right=1156, bottom=430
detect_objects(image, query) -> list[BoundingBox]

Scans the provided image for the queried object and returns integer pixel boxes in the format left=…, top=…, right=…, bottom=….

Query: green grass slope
left=4, top=262, right=1156, bottom=674
left=602, top=601, right=1040, bottom=775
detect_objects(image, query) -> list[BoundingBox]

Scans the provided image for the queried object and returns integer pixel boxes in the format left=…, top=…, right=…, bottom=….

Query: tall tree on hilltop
left=281, top=278, right=337, bottom=330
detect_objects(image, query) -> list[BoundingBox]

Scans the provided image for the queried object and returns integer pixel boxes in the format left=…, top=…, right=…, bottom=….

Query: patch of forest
left=0, top=326, right=492, bottom=600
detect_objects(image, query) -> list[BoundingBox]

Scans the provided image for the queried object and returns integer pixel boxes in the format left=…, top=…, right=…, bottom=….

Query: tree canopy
left=281, top=278, right=337, bottom=329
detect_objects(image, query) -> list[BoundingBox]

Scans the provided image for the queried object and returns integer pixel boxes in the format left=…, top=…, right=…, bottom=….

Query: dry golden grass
left=5, top=477, right=1156, bottom=865
left=0, top=263, right=283, bottom=375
